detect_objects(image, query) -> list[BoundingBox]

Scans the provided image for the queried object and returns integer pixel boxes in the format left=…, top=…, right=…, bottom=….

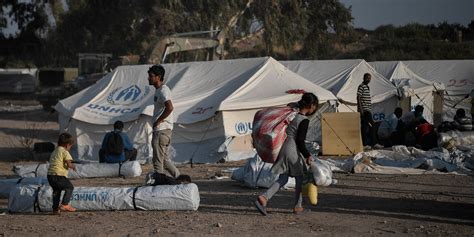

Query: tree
left=0, top=0, right=51, bottom=67
left=3, top=0, right=357, bottom=67
left=48, top=0, right=154, bottom=66
left=248, top=0, right=353, bottom=59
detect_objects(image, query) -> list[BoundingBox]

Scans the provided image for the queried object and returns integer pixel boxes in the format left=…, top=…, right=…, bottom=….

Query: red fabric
left=251, top=106, right=298, bottom=163
left=416, top=123, right=433, bottom=144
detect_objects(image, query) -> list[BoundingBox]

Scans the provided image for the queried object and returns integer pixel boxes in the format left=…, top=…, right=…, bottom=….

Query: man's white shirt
left=152, top=85, right=174, bottom=131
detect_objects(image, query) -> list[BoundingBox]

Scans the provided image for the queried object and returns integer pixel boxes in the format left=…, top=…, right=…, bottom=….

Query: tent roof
left=55, top=57, right=337, bottom=125
left=282, top=59, right=398, bottom=104
left=370, top=61, right=444, bottom=95
left=402, top=60, right=474, bottom=94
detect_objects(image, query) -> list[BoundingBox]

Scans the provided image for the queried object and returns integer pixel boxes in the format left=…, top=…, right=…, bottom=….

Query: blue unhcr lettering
left=87, top=104, right=99, bottom=109
left=71, top=192, right=98, bottom=201
left=109, top=107, right=122, bottom=113
left=86, top=103, right=141, bottom=114
left=373, top=113, right=385, bottom=121
left=235, top=122, right=253, bottom=135
left=99, top=106, right=111, bottom=112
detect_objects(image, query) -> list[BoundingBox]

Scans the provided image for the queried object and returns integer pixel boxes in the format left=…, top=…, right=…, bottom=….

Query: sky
left=339, top=0, right=474, bottom=30
left=1, top=0, right=67, bottom=37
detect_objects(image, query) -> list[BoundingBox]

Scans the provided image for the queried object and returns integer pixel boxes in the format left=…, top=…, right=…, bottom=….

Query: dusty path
left=0, top=108, right=473, bottom=236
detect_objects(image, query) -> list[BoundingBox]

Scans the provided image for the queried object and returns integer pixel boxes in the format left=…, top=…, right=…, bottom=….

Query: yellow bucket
left=302, top=182, right=318, bottom=206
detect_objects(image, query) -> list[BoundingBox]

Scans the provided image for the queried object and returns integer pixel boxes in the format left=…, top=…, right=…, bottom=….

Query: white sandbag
left=0, top=177, right=48, bottom=198
left=13, top=161, right=142, bottom=178
left=439, top=131, right=474, bottom=147
left=231, top=155, right=295, bottom=188
left=351, top=145, right=473, bottom=174
left=464, top=156, right=474, bottom=170
left=310, top=159, right=334, bottom=187
left=8, top=183, right=200, bottom=213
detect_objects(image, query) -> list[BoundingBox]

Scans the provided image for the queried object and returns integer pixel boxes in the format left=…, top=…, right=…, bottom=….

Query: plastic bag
left=311, top=158, right=333, bottom=187
left=302, top=182, right=318, bottom=205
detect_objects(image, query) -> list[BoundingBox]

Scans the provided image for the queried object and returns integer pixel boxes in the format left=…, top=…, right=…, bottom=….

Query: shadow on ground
left=195, top=179, right=474, bottom=226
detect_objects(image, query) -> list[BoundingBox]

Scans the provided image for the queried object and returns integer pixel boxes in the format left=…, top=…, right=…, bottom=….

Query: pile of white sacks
left=316, top=131, right=474, bottom=175
left=232, top=142, right=336, bottom=188
left=233, top=131, right=474, bottom=186
left=231, top=155, right=336, bottom=188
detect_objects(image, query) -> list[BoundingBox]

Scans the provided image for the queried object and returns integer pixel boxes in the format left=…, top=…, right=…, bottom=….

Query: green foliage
left=1, top=1, right=473, bottom=68
left=249, top=0, right=353, bottom=59
left=352, top=22, right=474, bottom=61
left=0, top=1, right=53, bottom=67
left=47, top=0, right=151, bottom=66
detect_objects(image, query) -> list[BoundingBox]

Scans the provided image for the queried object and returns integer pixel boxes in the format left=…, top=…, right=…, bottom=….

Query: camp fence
left=8, top=183, right=200, bottom=213
left=13, top=161, right=142, bottom=178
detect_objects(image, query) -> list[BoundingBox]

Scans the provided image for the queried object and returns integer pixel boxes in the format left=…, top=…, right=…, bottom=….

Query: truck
left=147, top=30, right=225, bottom=64
left=71, top=30, right=226, bottom=90
left=36, top=30, right=226, bottom=110
left=73, top=53, right=112, bottom=90
left=36, top=68, right=78, bottom=111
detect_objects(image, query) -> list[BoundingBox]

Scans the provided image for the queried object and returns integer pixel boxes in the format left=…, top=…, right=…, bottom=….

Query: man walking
left=147, top=65, right=180, bottom=178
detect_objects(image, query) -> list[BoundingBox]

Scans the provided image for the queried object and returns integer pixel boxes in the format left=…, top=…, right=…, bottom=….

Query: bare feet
left=293, top=207, right=304, bottom=214
left=257, top=195, right=267, bottom=206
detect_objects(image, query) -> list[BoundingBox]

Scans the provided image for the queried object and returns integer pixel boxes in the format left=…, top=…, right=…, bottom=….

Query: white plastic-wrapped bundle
left=438, top=131, right=474, bottom=147
left=8, top=183, right=200, bottom=213
left=231, top=155, right=295, bottom=188
left=351, top=146, right=472, bottom=174
left=310, top=159, right=334, bottom=186
left=13, top=161, right=142, bottom=178
left=0, top=177, right=48, bottom=198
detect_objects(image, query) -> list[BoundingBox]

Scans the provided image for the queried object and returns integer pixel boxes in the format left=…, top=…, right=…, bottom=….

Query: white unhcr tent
left=282, top=59, right=400, bottom=121
left=55, top=57, right=338, bottom=164
left=402, top=60, right=474, bottom=121
left=370, top=61, right=445, bottom=124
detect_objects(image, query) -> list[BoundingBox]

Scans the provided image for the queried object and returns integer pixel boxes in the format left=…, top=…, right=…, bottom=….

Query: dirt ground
left=0, top=103, right=473, bottom=236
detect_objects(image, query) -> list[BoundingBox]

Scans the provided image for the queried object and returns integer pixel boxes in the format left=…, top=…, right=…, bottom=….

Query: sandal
left=254, top=196, right=267, bottom=216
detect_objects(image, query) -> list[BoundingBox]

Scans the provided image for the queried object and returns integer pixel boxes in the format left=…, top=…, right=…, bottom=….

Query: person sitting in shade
left=415, top=119, right=438, bottom=150
left=453, top=108, right=472, bottom=131
left=377, top=107, right=405, bottom=147
left=401, top=105, right=425, bottom=146
left=99, top=121, right=137, bottom=163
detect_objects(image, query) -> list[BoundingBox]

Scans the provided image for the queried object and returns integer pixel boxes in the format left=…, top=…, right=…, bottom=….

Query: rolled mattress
left=0, top=177, right=48, bottom=198
left=13, top=161, right=142, bottom=178
left=8, top=183, right=200, bottom=213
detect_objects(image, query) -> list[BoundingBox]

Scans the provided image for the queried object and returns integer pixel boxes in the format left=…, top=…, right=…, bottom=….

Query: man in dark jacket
left=99, top=121, right=137, bottom=163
